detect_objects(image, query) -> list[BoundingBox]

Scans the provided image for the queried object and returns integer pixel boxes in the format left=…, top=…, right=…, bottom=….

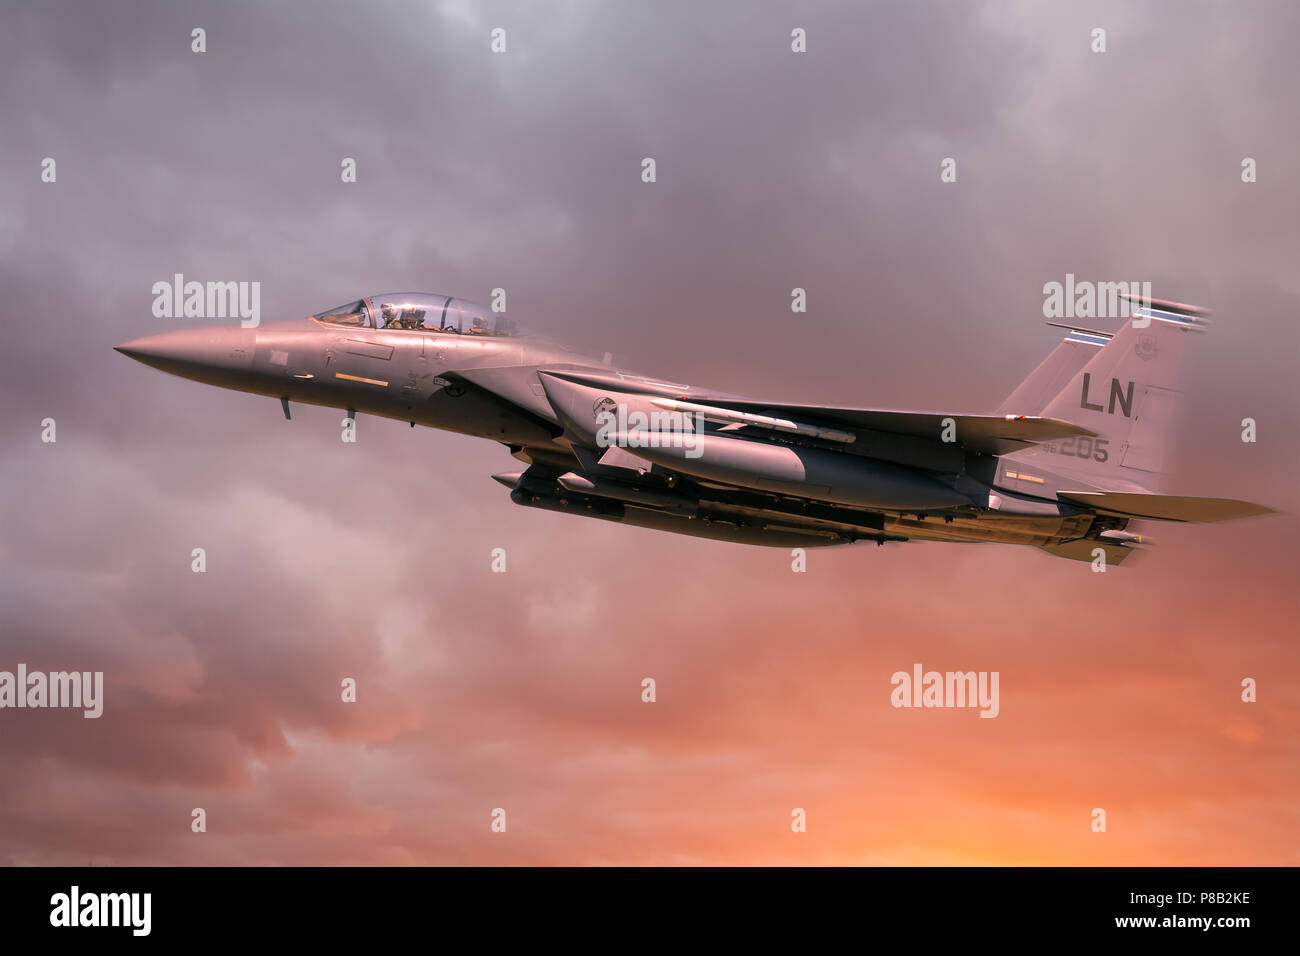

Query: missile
left=647, top=398, right=856, bottom=444
left=612, top=432, right=969, bottom=511
left=1098, top=529, right=1152, bottom=545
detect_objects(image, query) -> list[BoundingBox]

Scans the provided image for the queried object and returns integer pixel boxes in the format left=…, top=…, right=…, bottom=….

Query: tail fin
left=997, top=327, right=1110, bottom=416
left=1006, top=298, right=1210, bottom=493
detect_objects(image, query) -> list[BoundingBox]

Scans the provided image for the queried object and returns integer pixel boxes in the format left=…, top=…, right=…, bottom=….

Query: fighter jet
left=116, top=292, right=1273, bottom=564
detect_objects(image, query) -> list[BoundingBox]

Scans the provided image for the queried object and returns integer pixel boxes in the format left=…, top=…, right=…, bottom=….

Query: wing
left=660, top=397, right=1096, bottom=455
left=534, top=369, right=1096, bottom=456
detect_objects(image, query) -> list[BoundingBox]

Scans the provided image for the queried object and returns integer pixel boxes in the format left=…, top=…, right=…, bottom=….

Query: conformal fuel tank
left=619, top=432, right=970, bottom=512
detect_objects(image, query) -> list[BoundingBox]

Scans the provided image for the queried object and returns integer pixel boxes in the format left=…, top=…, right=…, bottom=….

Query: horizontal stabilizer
left=1058, top=492, right=1275, bottom=522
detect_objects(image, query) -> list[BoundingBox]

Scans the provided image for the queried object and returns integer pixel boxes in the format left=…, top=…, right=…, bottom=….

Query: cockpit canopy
left=311, top=293, right=519, bottom=337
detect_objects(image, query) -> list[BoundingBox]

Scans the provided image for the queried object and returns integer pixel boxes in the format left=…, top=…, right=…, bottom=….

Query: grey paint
left=117, top=292, right=1274, bottom=564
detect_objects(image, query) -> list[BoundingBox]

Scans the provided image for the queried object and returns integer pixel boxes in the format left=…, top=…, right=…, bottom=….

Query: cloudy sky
left=0, top=0, right=1296, bottom=864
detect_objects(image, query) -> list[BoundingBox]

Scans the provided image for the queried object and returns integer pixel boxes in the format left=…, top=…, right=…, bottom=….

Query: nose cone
left=116, top=325, right=256, bottom=384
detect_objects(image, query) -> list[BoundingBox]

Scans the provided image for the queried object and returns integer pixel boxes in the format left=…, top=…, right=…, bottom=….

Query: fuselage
left=115, top=292, right=1127, bottom=558
left=118, top=314, right=596, bottom=446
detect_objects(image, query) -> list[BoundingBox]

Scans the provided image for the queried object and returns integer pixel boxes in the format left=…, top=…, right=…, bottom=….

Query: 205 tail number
left=1043, top=437, right=1109, bottom=463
